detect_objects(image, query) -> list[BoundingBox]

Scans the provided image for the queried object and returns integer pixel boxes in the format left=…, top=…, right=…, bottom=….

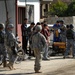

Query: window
left=26, top=5, right=34, bottom=24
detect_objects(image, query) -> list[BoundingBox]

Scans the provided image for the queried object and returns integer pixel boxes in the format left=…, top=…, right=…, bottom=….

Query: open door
left=17, top=7, right=26, bottom=45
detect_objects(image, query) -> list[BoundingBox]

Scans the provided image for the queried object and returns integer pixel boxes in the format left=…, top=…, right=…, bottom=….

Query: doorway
left=17, top=7, right=26, bottom=45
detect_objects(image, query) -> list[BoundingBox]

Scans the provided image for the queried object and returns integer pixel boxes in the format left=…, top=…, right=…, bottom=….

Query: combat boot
left=2, top=60, right=7, bottom=67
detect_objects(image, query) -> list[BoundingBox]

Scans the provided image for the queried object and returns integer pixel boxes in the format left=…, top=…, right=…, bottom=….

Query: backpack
left=66, top=29, right=74, bottom=39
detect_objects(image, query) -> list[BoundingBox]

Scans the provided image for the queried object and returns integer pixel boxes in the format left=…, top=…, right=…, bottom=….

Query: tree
left=66, top=1, right=75, bottom=16
left=49, top=0, right=68, bottom=17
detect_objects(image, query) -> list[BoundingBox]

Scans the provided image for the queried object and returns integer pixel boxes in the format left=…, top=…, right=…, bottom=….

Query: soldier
left=31, top=25, right=47, bottom=73
left=6, top=24, right=17, bottom=70
left=0, top=23, right=7, bottom=67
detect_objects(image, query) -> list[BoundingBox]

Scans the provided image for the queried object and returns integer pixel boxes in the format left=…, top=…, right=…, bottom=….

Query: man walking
left=31, top=25, right=47, bottom=73
left=63, top=24, right=75, bottom=58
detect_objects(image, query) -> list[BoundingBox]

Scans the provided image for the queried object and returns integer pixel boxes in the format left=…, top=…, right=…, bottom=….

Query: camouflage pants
left=0, top=44, right=7, bottom=66
left=7, top=47, right=16, bottom=67
left=33, top=48, right=41, bottom=71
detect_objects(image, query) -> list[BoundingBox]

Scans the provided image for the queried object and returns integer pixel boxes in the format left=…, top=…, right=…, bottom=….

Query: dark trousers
left=22, top=36, right=28, bottom=54
left=29, top=47, right=31, bottom=56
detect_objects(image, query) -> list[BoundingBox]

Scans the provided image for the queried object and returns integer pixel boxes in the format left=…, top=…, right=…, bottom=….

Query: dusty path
left=0, top=56, right=75, bottom=75
left=45, top=63, right=75, bottom=75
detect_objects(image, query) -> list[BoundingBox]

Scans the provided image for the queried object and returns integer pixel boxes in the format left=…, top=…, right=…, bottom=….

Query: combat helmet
left=0, top=23, right=5, bottom=29
left=7, top=24, right=14, bottom=28
left=35, top=25, right=42, bottom=32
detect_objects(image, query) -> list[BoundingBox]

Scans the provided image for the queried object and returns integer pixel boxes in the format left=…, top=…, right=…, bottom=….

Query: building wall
left=0, top=1, right=6, bottom=24
left=18, top=0, right=40, bottom=24
left=46, top=16, right=73, bottom=25
left=0, top=0, right=16, bottom=34
left=45, top=16, right=75, bottom=30
left=17, top=0, right=40, bottom=44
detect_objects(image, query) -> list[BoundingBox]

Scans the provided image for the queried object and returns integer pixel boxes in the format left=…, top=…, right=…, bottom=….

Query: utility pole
left=4, top=0, right=9, bottom=27
left=25, top=0, right=27, bottom=18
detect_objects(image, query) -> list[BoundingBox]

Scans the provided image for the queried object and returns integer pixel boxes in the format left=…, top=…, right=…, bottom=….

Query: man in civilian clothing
left=27, top=22, right=35, bottom=58
left=52, top=20, right=61, bottom=42
left=59, top=20, right=66, bottom=42
left=41, top=24, right=50, bottom=60
left=21, top=18, right=28, bottom=54
left=63, top=24, right=75, bottom=58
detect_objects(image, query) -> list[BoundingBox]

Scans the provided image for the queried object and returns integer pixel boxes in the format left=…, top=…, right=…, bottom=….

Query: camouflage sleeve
left=8, top=33, right=18, bottom=47
left=8, top=33, right=15, bottom=41
left=1, top=31, right=7, bottom=48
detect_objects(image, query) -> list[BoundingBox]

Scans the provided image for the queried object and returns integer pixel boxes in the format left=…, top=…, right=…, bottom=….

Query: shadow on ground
left=0, top=72, right=36, bottom=75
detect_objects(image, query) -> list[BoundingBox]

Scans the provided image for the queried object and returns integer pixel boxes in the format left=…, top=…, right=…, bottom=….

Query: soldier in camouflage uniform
left=0, top=23, right=7, bottom=67
left=6, top=24, right=17, bottom=70
left=31, top=25, right=47, bottom=73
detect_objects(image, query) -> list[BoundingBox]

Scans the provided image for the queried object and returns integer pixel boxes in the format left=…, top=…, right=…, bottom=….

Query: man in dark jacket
left=21, top=18, right=28, bottom=54
left=27, top=22, right=35, bottom=58
left=63, top=24, right=75, bottom=58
